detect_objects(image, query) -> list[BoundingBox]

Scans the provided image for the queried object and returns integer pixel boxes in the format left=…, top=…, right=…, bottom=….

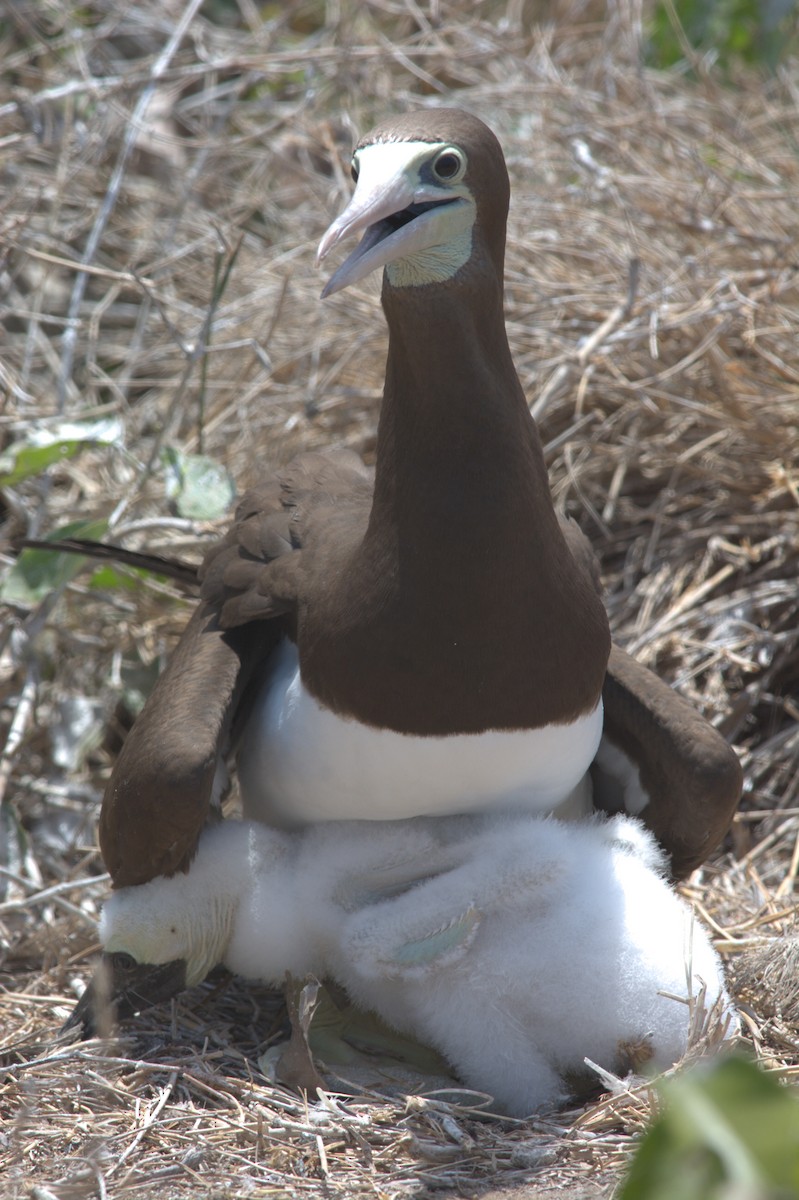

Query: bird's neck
left=369, top=272, right=571, bottom=584
left=299, top=265, right=610, bottom=735
left=325, top=270, right=607, bottom=733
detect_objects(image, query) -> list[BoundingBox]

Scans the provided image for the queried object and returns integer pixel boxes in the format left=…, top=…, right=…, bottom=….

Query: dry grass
left=1, top=1, right=798, bottom=1196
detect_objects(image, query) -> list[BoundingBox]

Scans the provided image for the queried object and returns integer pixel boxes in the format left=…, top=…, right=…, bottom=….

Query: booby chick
left=81, top=813, right=736, bottom=1117
left=97, top=107, right=741, bottom=892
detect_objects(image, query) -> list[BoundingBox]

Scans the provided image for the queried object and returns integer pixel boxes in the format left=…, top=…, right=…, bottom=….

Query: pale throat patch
left=236, top=640, right=603, bottom=827
left=386, top=227, right=474, bottom=288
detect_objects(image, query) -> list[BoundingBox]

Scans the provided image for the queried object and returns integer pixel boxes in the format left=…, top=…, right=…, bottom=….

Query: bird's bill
left=317, top=141, right=465, bottom=298
left=63, top=953, right=187, bottom=1038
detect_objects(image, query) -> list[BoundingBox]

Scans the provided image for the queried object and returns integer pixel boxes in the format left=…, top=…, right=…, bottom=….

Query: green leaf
left=646, top=0, right=799, bottom=72
left=86, top=564, right=142, bottom=592
left=1, top=518, right=109, bottom=607
left=161, top=447, right=235, bottom=521
left=620, top=1056, right=799, bottom=1200
left=0, top=417, right=124, bottom=487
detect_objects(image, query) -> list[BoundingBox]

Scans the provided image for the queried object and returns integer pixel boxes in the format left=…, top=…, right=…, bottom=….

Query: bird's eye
left=111, top=951, right=138, bottom=971
left=350, top=158, right=359, bottom=183
left=433, top=149, right=464, bottom=182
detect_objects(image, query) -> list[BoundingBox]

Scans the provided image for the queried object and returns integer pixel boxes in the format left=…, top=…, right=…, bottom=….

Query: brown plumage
left=29, top=108, right=740, bottom=889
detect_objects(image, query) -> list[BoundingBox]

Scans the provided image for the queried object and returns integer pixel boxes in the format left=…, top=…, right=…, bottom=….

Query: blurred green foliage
left=620, top=1056, right=799, bottom=1200
left=0, top=417, right=124, bottom=490
left=647, top=0, right=799, bottom=72
left=161, top=447, right=235, bottom=522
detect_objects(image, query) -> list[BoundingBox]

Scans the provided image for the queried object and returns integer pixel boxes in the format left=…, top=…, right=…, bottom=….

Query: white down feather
left=100, top=812, right=736, bottom=1116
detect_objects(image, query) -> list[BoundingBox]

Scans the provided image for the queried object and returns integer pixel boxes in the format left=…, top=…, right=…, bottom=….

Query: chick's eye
left=350, top=158, right=359, bottom=183
left=111, top=951, right=138, bottom=971
left=433, top=150, right=463, bottom=181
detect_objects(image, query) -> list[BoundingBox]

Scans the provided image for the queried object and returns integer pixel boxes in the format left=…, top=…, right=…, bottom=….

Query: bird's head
left=66, top=832, right=240, bottom=1037
left=317, top=108, right=509, bottom=297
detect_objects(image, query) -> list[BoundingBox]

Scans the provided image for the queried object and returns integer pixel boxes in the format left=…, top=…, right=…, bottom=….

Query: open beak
left=316, top=145, right=463, bottom=298
left=63, top=954, right=187, bottom=1039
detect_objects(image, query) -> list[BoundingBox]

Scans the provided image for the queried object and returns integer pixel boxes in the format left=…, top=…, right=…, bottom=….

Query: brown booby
left=66, top=109, right=740, bottom=896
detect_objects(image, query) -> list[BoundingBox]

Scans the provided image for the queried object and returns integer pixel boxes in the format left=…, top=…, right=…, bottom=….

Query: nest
left=1, top=1, right=798, bottom=1196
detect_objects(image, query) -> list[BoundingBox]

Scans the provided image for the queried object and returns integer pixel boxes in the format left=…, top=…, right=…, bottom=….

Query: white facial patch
left=352, top=139, right=463, bottom=199
left=357, top=141, right=474, bottom=288
left=319, top=139, right=476, bottom=294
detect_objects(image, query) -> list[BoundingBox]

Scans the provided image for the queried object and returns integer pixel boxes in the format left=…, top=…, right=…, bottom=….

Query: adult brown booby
left=90, top=109, right=740, bottom=900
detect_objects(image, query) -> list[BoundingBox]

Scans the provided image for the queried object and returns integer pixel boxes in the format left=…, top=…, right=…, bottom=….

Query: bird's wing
left=99, top=605, right=277, bottom=887
left=199, top=448, right=373, bottom=628
left=593, top=643, right=743, bottom=879
left=556, top=516, right=741, bottom=875
left=344, top=892, right=482, bottom=980
left=331, top=838, right=467, bottom=911
left=100, top=448, right=373, bottom=887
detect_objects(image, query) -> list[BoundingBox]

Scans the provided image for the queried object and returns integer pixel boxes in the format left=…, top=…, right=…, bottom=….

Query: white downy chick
left=99, top=812, right=736, bottom=1116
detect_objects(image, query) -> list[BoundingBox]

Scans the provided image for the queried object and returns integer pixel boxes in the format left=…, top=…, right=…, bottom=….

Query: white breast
left=236, top=640, right=602, bottom=827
